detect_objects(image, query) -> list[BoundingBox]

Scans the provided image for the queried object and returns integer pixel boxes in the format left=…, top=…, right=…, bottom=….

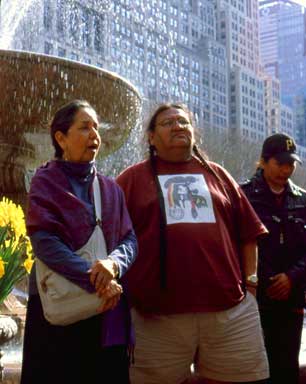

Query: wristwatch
left=246, top=274, right=258, bottom=287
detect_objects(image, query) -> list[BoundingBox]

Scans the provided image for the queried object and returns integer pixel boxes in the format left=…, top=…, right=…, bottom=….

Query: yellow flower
left=0, top=258, right=7, bottom=278
left=0, top=197, right=33, bottom=304
left=25, top=236, right=33, bottom=258
left=0, top=197, right=26, bottom=241
left=23, top=257, right=34, bottom=274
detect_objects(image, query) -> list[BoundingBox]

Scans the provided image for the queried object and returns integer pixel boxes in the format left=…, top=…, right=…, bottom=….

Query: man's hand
left=266, top=273, right=292, bottom=300
left=246, top=285, right=257, bottom=297
left=90, top=259, right=118, bottom=291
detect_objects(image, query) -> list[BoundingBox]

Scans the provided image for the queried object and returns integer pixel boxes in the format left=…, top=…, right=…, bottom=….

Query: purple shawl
left=27, top=160, right=132, bottom=253
left=27, top=160, right=134, bottom=346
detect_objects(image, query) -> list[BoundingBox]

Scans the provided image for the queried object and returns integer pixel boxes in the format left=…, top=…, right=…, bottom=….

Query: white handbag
left=36, top=176, right=108, bottom=326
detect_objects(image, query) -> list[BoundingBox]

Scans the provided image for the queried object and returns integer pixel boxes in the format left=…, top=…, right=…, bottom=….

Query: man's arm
left=241, top=240, right=258, bottom=296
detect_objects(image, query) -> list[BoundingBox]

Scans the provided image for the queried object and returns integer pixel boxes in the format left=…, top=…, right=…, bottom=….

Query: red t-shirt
left=117, top=157, right=267, bottom=314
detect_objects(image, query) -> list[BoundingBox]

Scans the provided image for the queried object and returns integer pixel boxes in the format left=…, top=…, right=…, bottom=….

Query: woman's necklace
left=269, top=186, right=285, bottom=194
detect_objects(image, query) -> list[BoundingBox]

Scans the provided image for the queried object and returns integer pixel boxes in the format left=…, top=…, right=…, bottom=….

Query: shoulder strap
left=93, top=176, right=102, bottom=223
left=154, top=173, right=167, bottom=290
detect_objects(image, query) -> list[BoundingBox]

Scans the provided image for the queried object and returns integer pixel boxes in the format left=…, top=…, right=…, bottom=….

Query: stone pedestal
left=0, top=316, right=18, bottom=381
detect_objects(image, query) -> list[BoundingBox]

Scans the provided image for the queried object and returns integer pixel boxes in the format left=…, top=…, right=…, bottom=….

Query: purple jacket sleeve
left=109, top=229, right=137, bottom=278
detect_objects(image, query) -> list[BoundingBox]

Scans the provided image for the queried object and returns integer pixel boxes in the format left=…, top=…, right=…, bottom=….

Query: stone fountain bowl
left=0, top=49, right=142, bottom=200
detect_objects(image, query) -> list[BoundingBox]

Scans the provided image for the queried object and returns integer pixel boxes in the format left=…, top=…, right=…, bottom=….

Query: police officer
left=241, top=133, right=306, bottom=384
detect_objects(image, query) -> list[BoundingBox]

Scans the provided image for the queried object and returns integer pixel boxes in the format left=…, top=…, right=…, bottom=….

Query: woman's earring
left=63, top=151, right=69, bottom=161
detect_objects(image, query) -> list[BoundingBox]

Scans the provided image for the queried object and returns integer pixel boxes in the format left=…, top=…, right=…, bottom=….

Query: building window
left=71, top=52, right=79, bottom=61
left=44, top=0, right=52, bottom=31
left=94, top=13, right=103, bottom=52
left=69, top=6, right=79, bottom=45
left=44, top=42, right=53, bottom=55
left=56, top=0, right=65, bottom=34
left=81, top=7, right=91, bottom=48
left=58, top=47, right=66, bottom=57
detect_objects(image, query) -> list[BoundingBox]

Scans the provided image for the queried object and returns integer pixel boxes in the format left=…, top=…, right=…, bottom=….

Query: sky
left=292, top=0, right=306, bottom=6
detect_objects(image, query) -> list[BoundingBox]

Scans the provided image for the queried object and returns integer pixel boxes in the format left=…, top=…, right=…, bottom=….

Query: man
left=117, top=103, right=269, bottom=384
left=241, top=133, right=306, bottom=384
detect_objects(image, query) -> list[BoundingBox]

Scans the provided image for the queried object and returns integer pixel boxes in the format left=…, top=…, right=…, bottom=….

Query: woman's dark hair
left=147, top=103, right=231, bottom=290
left=50, top=99, right=95, bottom=158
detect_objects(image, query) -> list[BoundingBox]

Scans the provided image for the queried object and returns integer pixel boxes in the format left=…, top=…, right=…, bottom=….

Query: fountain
left=0, top=49, right=142, bottom=206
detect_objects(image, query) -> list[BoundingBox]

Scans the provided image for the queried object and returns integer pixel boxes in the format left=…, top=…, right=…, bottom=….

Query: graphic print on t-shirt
left=158, top=174, right=216, bottom=224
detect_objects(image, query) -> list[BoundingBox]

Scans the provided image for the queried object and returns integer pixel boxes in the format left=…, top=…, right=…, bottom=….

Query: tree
left=200, top=129, right=261, bottom=182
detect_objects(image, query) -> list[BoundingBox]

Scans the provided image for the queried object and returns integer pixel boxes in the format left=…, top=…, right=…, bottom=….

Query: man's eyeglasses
left=156, top=117, right=191, bottom=129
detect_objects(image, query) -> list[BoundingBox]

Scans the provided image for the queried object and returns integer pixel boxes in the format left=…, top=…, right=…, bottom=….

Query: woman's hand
left=90, top=258, right=118, bottom=291
left=267, top=273, right=292, bottom=300
left=96, top=280, right=122, bottom=313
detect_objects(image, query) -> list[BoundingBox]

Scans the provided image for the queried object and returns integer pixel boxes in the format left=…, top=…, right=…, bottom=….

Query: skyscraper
left=259, top=0, right=306, bottom=145
left=260, top=0, right=306, bottom=106
left=216, top=0, right=261, bottom=74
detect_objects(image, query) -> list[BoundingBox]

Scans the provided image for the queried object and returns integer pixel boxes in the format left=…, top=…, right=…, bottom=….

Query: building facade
left=8, top=0, right=232, bottom=132
left=216, top=0, right=261, bottom=75
left=230, top=65, right=265, bottom=141
left=262, top=74, right=294, bottom=138
left=3, top=0, right=290, bottom=144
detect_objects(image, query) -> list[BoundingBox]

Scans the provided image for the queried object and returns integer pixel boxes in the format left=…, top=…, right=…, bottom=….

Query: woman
left=21, top=100, right=137, bottom=384
left=117, top=103, right=269, bottom=384
left=241, top=133, right=306, bottom=384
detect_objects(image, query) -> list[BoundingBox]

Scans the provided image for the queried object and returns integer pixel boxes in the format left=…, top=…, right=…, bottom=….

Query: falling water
left=0, top=0, right=147, bottom=180
left=0, top=0, right=37, bottom=48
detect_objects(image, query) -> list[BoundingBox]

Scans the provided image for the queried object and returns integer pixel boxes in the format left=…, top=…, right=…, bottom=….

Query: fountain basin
left=0, top=49, right=142, bottom=203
